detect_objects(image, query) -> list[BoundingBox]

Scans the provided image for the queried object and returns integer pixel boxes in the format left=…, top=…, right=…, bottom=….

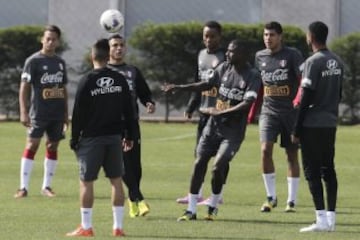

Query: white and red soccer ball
left=99, top=9, right=124, bottom=33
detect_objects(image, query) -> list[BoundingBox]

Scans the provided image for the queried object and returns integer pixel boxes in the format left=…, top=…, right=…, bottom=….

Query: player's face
left=41, top=31, right=59, bottom=54
left=226, top=43, right=241, bottom=64
left=203, top=26, right=221, bottom=52
left=109, top=38, right=126, bottom=63
left=263, top=29, right=282, bottom=51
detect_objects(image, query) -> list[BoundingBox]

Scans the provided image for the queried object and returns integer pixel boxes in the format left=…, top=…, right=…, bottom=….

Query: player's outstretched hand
left=161, top=83, right=178, bottom=93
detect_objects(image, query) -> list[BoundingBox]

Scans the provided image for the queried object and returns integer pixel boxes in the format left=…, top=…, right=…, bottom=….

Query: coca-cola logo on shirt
left=40, top=71, right=64, bottom=84
left=261, top=69, right=289, bottom=82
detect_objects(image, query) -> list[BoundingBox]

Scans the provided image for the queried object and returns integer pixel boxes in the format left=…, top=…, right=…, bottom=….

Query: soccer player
left=292, top=21, right=343, bottom=232
left=107, top=34, right=155, bottom=218
left=67, top=39, right=135, bottom=237
left=254, top=21, right=303, bottom=212
left=163, top=40, right=261, bottom=221
left=15, top=25, right=68, bottom=198
left=176, top=20, right=227, bottom=206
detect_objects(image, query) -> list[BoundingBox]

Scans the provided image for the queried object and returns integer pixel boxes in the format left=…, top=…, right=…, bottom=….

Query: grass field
left=0, top=121, right=359, bottom=240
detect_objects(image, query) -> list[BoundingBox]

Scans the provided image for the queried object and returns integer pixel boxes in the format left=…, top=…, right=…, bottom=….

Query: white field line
left=147, top=133, right=195, bottom=142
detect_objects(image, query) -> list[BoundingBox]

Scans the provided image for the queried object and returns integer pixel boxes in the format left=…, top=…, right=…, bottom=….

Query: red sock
left=23, top=149, right=35, bottom=160
left=46, top=150, right=57, bottom=160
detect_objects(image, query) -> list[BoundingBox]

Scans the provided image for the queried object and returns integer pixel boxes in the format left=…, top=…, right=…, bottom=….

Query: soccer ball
left=99, top=9, right=124, bottom=33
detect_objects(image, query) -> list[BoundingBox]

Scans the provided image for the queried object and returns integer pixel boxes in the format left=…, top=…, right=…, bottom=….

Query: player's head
left=41, top=25, right=61, bottom=55
left=263, top=21, right=283, bottom=52
left=91, top=38, right=110, bottom=64
left=203, top=20, right=222, bottom=52
left=226, top=39, right=249, bottom=65
left=108, top=34, right=126, bottom=64
left=307, top=21, right=328, bottom=48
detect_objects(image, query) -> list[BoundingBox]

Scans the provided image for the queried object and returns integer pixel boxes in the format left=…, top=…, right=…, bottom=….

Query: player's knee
left=322, top=168, right=337, bottom=182
left=46, top=141, right=59, bottom=151
left=261, top=145, right=272, bottom=160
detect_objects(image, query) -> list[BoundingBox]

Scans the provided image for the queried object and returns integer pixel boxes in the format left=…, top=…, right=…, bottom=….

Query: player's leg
left=206, top=135, right=242, bottom=220
left=41, top=120, right=64, bottom=197
left=177, top=123, right=217, bottom=221
left=281, top=110, right=300, bottom=212
left=104, top=142, right=126, bottom=236
left=259, top=113, right=280, bottom=212
left=14, top=120, right=44, bottom=198
left=321, top=127, right=337, bottom=231
left=110, top=177, right=126, bottom=236
left=299, top=127, right=329, bottom=232
left=67, top=138, right=103, bottom=236
left=132, top=138, right=150, bottom=216
left=176, top=114, right=209, bottom=204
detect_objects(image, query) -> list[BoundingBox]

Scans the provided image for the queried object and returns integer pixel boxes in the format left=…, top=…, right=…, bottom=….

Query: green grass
left=0, top=122, right=359, bottom=240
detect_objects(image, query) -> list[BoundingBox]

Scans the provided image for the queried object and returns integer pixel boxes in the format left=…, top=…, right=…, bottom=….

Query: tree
left=128, top=22, right=307, bottom=121
left=330, top=32, right=360, bottom=124
left=0, top=25, right=67, bottom=119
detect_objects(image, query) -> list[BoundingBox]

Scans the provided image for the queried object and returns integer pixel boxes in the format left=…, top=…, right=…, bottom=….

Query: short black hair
left=44, top=25, right=61, bottom=38
left=92, top=38, right=109, bottom=62
left=108, top=34, right=124, bottom=41
left=230, top=39, right=249, bottom=55
left=308, top=21, right=328, bottom=45
left=204, top=20, right=222, bottom=34
left=264, top=21, right=283, bottom=34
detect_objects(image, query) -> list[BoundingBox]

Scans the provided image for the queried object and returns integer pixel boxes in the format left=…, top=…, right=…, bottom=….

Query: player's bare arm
left=161, top=81, right=211, bottom=93
left=19, top=82, right=31, bottom=127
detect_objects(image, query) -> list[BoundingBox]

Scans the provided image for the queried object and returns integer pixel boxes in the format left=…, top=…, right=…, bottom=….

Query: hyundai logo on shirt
left=96, top=77, right=114, bottom=88
left=91, top=77, right=122, bottom=96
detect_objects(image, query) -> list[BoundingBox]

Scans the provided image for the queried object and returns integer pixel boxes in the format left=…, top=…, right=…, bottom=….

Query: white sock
left=42, top=158, right=57, bottom=189
left=20, top=158, right=34, bottom=190
left=262, top=173, right=276, bottom=199
left=220, top=185, right=225, bottom=200
left=287, top=177, right=300, bottom=204
left=198, top=184, right=204, bottom=198
left=315, top=210, right=327, bottom=225
left=187, top=193, right=198, bottom=214
left=327, top=211, right=336, bottom=226
left=112, top=206, right=124, bottom=229
left=209, top=193, right=221, bottom=208
left=81, top=208, right=93, bottom=229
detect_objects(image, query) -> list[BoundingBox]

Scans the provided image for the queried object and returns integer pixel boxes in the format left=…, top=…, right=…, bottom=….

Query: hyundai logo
left=96, top=77, right=114, bottom=88
left=326, top=59, right=338, bottom=69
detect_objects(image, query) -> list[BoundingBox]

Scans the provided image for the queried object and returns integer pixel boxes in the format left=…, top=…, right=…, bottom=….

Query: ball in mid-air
left=100, top=9, right=124, bottom=33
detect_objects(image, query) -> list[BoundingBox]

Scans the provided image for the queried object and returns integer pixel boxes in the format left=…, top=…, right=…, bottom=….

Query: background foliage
left=128, top=21, right=308, bottom=121
left=330, top=32, right=360, bottom=124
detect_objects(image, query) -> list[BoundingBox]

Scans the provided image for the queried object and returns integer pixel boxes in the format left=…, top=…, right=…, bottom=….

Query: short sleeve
left=21, top=58, right=33, bottom=83
left=301, top=59, right=319, bottom=90
left=244, top=70, right=262, bottom=102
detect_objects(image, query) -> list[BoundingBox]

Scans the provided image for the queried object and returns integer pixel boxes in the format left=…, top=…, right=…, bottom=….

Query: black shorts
left=259, top=110, right=298, bottom=149
left=197, top=117, right=245, bottom=160
left=75, top=135, right=125, bottom=181
left=28, top=119, right=65, bottom=141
